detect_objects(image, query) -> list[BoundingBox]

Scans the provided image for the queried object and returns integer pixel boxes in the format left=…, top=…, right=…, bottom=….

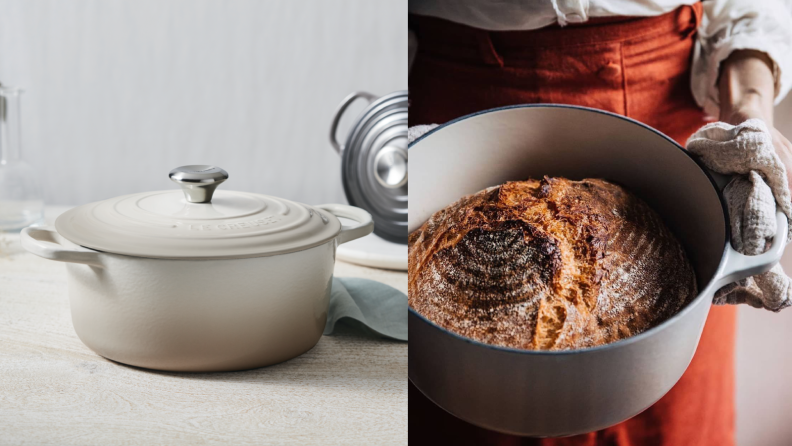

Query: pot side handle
left=316, top=204, right=374, bottom=245
left=329, top=91, right=378, bottom=155
left=20, top=226, right=104, bottom=268
left=715, top=210, right=788, bottom=288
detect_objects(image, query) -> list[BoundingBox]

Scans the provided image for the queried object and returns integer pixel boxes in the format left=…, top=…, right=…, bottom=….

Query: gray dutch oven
left=408, top=105, right=788, bottom=437
left=329, top=91, right=407, bottom=244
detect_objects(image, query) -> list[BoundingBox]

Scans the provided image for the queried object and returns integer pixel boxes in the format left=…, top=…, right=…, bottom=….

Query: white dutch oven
left=21, top=165, right=373, bottom=372
left=408, top=105, right=788, bottom=437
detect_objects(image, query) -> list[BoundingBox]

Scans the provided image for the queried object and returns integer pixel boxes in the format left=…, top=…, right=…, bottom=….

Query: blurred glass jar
left=0, top=85, right=43, bottom=232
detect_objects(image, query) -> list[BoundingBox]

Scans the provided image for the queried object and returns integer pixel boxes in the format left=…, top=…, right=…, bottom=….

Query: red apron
left=409, top=3, right=736, bottom=445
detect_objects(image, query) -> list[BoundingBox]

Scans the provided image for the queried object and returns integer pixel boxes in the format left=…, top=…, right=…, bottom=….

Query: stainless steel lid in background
left=330, top=91, right=407, bottom=244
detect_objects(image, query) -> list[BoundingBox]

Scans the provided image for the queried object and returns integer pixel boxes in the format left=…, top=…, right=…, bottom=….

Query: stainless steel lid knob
left=374, top=146, right=408, bottom=189
left=169, top=165, right=229, bottom=203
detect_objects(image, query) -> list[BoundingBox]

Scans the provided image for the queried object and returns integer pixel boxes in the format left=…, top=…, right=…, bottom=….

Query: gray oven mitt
left=687, top=119, right=792, bottom=311
left=324, top=277, right=407, bottom=341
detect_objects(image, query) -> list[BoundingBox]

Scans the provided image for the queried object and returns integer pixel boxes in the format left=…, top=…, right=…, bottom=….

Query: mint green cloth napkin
left=325, top=277, right=407, bottom=341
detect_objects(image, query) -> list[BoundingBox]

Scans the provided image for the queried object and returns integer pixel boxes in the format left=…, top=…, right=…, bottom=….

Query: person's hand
left=701, top=49, right=792, bottom=312
left=719, top=50, right=792, bottom=190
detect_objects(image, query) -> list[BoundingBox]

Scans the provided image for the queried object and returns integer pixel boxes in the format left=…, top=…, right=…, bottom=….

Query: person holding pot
left=408, top=0, right=792, bottom=445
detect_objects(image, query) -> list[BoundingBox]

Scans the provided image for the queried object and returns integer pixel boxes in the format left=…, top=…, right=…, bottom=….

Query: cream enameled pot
left=21, top=165, right=373, bottom=372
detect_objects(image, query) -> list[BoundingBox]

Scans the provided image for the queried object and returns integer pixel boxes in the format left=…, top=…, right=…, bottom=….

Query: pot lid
left=54, top=165, right=342, bottom=259
left=338, top=91, right=407, bottom=244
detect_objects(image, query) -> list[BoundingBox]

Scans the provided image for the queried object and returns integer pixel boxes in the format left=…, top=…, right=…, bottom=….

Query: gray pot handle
left=706, top=171, right=789, bottom=288
left=329, top=91, right=378, bottom=155
left=714, top=210, right=788, bottom=288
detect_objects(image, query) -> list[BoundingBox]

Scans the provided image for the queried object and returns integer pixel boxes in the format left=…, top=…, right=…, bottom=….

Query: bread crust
left=408, top=177, right=697, bottom=350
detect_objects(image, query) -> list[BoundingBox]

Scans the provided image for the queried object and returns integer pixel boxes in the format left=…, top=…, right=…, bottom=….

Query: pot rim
left=407, top=103, right=730, bottom=356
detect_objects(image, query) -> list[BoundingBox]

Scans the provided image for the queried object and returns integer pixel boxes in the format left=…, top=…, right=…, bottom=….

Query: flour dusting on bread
left=408, top=177, right=697, bottom=350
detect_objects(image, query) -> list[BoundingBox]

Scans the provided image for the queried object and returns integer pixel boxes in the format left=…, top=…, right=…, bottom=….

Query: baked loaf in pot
left=408, top=177, right=697, bottom=350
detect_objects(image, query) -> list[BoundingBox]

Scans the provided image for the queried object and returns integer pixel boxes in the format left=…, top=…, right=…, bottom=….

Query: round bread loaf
left=408, top=177, right=697, bottom=350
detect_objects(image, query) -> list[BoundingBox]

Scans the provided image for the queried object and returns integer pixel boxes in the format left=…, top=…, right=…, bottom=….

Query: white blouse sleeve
left=691, top=0, right=792, bottom=117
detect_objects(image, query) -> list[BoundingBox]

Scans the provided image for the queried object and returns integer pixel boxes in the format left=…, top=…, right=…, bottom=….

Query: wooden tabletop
left=0, top=208, right=407, bottom=445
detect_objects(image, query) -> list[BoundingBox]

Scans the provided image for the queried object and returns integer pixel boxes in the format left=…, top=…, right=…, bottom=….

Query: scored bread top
left=408, top=177, right=697, bottom=350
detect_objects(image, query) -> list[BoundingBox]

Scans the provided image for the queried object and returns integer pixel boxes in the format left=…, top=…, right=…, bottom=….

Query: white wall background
left=0, top=0, right=406, bottom=206
left=736, top=96, right=792, bottom=446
